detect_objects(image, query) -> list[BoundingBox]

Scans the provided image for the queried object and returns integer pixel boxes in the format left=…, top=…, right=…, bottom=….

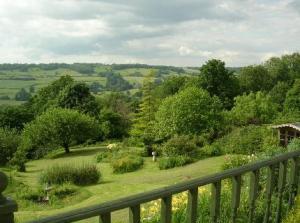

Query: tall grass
left=40, top=162, right=101, bottom=186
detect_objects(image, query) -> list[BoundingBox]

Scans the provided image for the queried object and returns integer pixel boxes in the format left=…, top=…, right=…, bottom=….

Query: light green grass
left=2, top=147, right=225, bottom=223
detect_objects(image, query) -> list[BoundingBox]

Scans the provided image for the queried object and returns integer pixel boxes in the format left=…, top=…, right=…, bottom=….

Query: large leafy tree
left=57, top=82, right=100, bottom=116
left=0, top=128, right=20, bottom=165
left=238, top=65, right=273, bottom=93
left=30, top=75, right=99, bottom=116
left=229, top=91, right=278, bottom=125
left=155, top=87, right=223, bottom=138
left=200, top=59, right=239, bottom=109
left=20, top=108, right=100, bottom=158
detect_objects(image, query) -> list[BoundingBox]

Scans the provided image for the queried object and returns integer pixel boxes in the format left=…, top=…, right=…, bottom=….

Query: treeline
left=0, top=52, right=300, bottom=171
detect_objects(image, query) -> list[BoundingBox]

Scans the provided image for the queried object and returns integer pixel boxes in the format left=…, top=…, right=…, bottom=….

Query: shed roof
left=272, top=123, right=300, bottom=132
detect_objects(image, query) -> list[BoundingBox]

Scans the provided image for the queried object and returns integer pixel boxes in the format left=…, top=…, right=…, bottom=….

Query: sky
left=0, top=0, right=299, bottom=67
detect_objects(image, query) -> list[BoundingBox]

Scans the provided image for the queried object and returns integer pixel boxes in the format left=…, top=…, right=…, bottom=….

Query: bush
left=0, top=128, right=20, bottom=166
left=211, top=125, right=277, bottom=155
left=158, top=156, right=193, bottom=170
left=95, top=151, right=112, bottom=163
left=221, top=155, right=256, bottom=171
left=161, top=135, right=198, bottom=157
left=40, top=162, right=101, bottom=185
left=111, top=155, right=143, bottom=174
left=49, top=183, right=77, bottom=199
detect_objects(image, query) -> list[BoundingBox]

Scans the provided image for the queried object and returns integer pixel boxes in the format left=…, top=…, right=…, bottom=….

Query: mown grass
left=1, top=146, right=225, bottom=223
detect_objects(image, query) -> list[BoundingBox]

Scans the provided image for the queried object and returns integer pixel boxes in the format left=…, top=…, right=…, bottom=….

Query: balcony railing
left=0, top=150, right=299, bottom=223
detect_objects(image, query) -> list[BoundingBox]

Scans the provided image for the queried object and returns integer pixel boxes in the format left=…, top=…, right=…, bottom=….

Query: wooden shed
left=272, top=123, right=300, bottom=146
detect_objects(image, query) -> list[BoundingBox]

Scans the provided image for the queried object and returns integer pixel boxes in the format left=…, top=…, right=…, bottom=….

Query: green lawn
left=2, top=147, right=225, bottom=223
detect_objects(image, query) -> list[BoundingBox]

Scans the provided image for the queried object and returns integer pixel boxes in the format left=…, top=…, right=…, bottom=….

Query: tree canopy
left=20, top=108, right=100, bottom=158
left=155, top=87, right=223, bottom=138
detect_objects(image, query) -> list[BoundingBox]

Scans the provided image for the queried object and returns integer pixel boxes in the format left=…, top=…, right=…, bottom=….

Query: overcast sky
left=0, top=0, right=299, bottom=66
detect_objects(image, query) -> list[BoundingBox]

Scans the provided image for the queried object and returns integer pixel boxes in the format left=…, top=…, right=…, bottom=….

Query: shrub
left=0, top=128, right=20, bottom=166
left=40, top=162, right=101, bottom=185
left=221, top=155, right=256, bottom=171
left=95, top=151, right=112, bottom=163
left=161, top=135, right=198, bottom=157
left=158, top=156, right=193, bottom=170
left=49, top=183, right=77, bottom=199
left=111, top=155, right=143, bottom=174
left=211, top=125, right=277, bottom=155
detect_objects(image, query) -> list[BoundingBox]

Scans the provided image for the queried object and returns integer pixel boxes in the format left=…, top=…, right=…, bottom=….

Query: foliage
left=284, top=79, right=300, bottom=112
left=89, top=81, right=103, bottom=93
left=19, top=108, right=100, bottom=158
left=15, top=88, right=31, bottom=101
left=209, top=125, right=277, bottom=155
left=160, top=135, right=198, bottom=157
left=0, top=128, right=20, bottom=165
left=111, top=154, right=144, bottom=173
left=287, top=138, right=300, bottom=151
left=154, top=76, right=187, bottom=99
left=238, top=65, right=273, bottom=93
left=221, top=154, right=256, bottom=170
left=0, top=105, right=34, bottom=130
left=200, top=59, right=239, bottom=108
left=229, top=91, right=278, bottom=125
left=95, top=151, right=112, bottom=163
left=30, top=75, right=74, bottom=114
left=105, top=72, right=133, bottom=91
left=57, top=82, right=100, bottom=116
left=99, top=109, right=130, bottom=139
left=131, top=70, right=157, bottom=144
left=155, top=87, right=223, bottom=138
left=40, top=162, right=101, bottom=185
left=158, top=156, right=193, bottom=170
left=269, top=81, right=290, bottom=108
left=283, top=196, right=300, bottom=223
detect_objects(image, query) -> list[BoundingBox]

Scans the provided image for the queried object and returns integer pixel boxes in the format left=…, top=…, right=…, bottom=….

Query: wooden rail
left=1, top=150, right=299, bottom=223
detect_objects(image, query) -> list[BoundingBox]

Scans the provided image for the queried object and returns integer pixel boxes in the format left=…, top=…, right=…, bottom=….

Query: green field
left=1, top=146, right=225, bottom=223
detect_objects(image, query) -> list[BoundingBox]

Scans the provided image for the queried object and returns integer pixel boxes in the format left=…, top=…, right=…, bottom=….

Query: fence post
left=0, top=171, right=17, bottom=223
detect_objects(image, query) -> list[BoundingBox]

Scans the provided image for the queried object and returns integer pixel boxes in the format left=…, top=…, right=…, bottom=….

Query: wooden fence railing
left=0, top=150, right=299, bottom=223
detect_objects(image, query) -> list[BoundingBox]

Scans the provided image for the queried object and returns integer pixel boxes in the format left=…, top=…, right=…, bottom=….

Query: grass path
left=2, top=147, right=225, bottom=223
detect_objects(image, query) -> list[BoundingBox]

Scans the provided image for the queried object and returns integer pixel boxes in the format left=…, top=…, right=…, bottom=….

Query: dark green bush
left=158, top=156, right=193, bottom=170
left=111, top=155, right=143, bottom=174
left=40, top=162, right=101, bottom=185
left=49, top=183, right=77, bottom=199
left=161, top=135, right=198, bottom=157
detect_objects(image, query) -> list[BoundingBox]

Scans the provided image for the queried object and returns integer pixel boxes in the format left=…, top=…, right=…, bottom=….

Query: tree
left=229, top=91, right=278, bottom=125
left=155, top=87, right=223, bottom=138
left=105, top=72, right=133, bottom=91
left=200, top=59, right=239, bottom=108
left=131, top=70, right=157, bottom=141
left=284, top=79, right=300, bottom=112
left=57, top=82, right=100, bottom=116
left=154, top=75, right=187, bottom=99
left=269, top=81, right=290, bottom=108
left=30, top=75, right=74, bottom=114
left=0, top=105, right=34, bottom=130
left=15, top=88, right=31, bottom=101
left=89, top=82, right=103, bottom=94
left=238, top=65, right=273, bottom=93
left=20, top=108, right=100, bottom=158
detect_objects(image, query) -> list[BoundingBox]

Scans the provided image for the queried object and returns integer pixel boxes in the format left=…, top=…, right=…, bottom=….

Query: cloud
left=0, top=0, right=299, bottom=66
